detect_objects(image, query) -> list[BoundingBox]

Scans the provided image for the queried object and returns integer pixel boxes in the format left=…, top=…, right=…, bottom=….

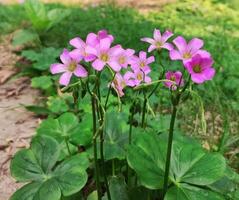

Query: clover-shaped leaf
left=127, top=133, right=226, bottom=198
left=10, top=135, right=89, bottom=200
left=103, top=112, right=129, bottom=160
left=37, top=112, right=92, bottom=147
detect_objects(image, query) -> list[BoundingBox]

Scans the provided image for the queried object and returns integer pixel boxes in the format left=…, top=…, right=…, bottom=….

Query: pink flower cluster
left=142, top=29, right=216, bottom=88
left=50, top=30, right=155, bottom=97
left=50, top=29, right=216, bottom=96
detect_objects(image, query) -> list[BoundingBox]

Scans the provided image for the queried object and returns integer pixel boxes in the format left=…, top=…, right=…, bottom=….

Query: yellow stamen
left=100, top=53, right=109, bottom=62
left=183, top=52, right=191, bottom=59
left=193, top=65, right=202, bottom=73
left=68, top=62, right=77, bottom=72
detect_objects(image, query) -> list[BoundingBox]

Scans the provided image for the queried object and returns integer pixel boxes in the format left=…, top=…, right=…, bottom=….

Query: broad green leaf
left=127, top=133, right=226, bottom=190
left=70, top=113, right=92, bottom=146
left=102, top=177, right=129, bottom=200
left=10, top=182, right=42, bottom=200
left=10, top=135, right=59, bottom=182
left=24, top=105, right=50, bottom=116
left=12, top=29, right=39, bottom=46
left=31, top=76, right=53, bottom=90
left=10, top=135, right=88, bottom=200
left=47, top=9, right=70, bottom=30
left=165, top=183, right=224, bottom=200
left=127, top=133, right=166, bottom=189
left=47, top=96, right=69, bottom=114
left=103, top=112, right=129, bottom=160
left=171, top=141, right=226, bottom=185
left=24, top=0, right=49, bottom=31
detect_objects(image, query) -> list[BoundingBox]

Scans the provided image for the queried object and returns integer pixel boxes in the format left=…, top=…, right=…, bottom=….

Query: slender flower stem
left=65, top=138, right=71, bottom=156
left=104, top=72, right=116, bottom=110
left=91, top=96, right=101, bottom=200
left=96, top=73, right=112, bottom=200
left=141, top=92, right=147, bottom=128
left=162, top=104, right=178, bottom=197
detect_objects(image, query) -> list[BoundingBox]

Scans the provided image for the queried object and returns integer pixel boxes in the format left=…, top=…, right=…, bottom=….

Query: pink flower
left=69, top=30, right=114, bottom=62
left=69, top=34, right=97, bottom=62
left=111, top=47, right=135, bottom=69
left=97, top=30, right=114, bottom=43
left=86, top=38, right=122, bottom=72
left=141, top=29, right=174, bottom=52
left=170, top=36, right=210, bottom=63
left=164, top=71, right=184, bottom=90
left=184, top=54, right=215, bottom=84
left=111, top=73, right=135, bottom=97
left=50, top=49, right=88, bottom=86
left=125, top=69, right=152, bottom=87
left=131, top=51, right=155, bottom=73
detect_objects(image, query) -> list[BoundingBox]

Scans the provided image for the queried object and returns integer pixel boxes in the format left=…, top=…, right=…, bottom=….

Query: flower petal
left=69, top=37, right=85, bottom=49
left=173, top=36, right=187, bottom=53
left=108, top=61, right=121, bottom=72
left=69, top=49, right=83, bottom=62
left=141, top=37, right=154, bottom=44
left=191, top=74, right=205, bottom=84
left=60, top=49, right=71, bottom=64
left=59, top=72, right=72, bottom=86
left=92, top=59, right=105, bottom=71
left=162, top=43, right=174, bottom=51
left=146, top=56, right=155, bottom=64
left=188, top=38, right=204, bottom=54
left=50, top=63, right=66, bottom=74
left=85, top=45, right=98, bottom=56
left=139, top=51, right=147, bottom=60
left=86, top=33, right=98, bottom=46
left=161, top=30, right=173, bottom=42
left=203, top=68, right=215, bottom=80
left=144, top=76, right=151, bottom=83
left=74, top=65, right=88, bottom=77
left=170, top=50, right=182, bottom=60
left=148, top=45, right=156, bottom=52
left=100, top=38, right=111, bottom=51
left=153, top=29, right=161, bottom=41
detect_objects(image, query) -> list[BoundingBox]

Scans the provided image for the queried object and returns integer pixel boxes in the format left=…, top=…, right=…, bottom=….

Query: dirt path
left=0, top=0, right=175, bottom=13
left=0, top=35, right=40, bottom=200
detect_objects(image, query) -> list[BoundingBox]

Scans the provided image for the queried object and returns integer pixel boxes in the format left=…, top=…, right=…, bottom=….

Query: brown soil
left=0, top=35, right=40, bottom=200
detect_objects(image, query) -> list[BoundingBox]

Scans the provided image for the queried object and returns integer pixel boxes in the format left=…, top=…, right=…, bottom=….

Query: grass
left=0, top=0, right=238, bottom=169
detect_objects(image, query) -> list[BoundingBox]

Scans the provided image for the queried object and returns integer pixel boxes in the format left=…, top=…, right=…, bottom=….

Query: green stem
left=91, top=96, right=101, bottom=200
left=96, top=73, right=112, bottom=200
left=162, top=104, right=178, bottom=198
left=64, top=138, right=71, bottom=156
left=104, top=72, right=116, bottom=110
left=112, top=159, right=116, bottom=176
left=141, top=93, right=147, bottom=128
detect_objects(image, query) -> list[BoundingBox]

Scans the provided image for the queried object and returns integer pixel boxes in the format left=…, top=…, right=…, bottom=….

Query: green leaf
left=127, top=133, right=166, bottom=189
left=47, top=96, right=69, bottom=114
left=127, top=133, right=226, bottom=189
left=24, top=0, right=49, bottom=31
left=12, top=29, right=39, bottom=46
left=70, top=113, right=92, bottom=146
left=102, top=177, right=129, bottom=200
left=37, top=112, right=91, bottom=157
left=165, top=183, right=224, bottom=200
left=47, top=9, right=70, bottom=30
left=171, top=141, right=226, bottom=185
left=10, top=135, right=88, bottom=200
left=10, top=182, right=42, bottom=200
left=103, top=112, right=128, bottom=160
left=24, top=105, right=50, bottom=116
left=31, top=76, right=53, bottom=90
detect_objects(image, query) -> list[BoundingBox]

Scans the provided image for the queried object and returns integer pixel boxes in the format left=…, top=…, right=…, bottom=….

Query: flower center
left=100, top=53, right=109, bottom=62
left=170, top=75, right=176, bottom=82
left=137, top=73, right=143, bottom=81
left=118, top=56, right=126, bottom=65
left=183, top=52, right=191, bottom=59
left=68, top=62, right=77, bottom=72
left=139, top=61, right=145, bottom=68
left=193, top=64, right=202, bottom=73
left=155, top=41, right=162, bottom=48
